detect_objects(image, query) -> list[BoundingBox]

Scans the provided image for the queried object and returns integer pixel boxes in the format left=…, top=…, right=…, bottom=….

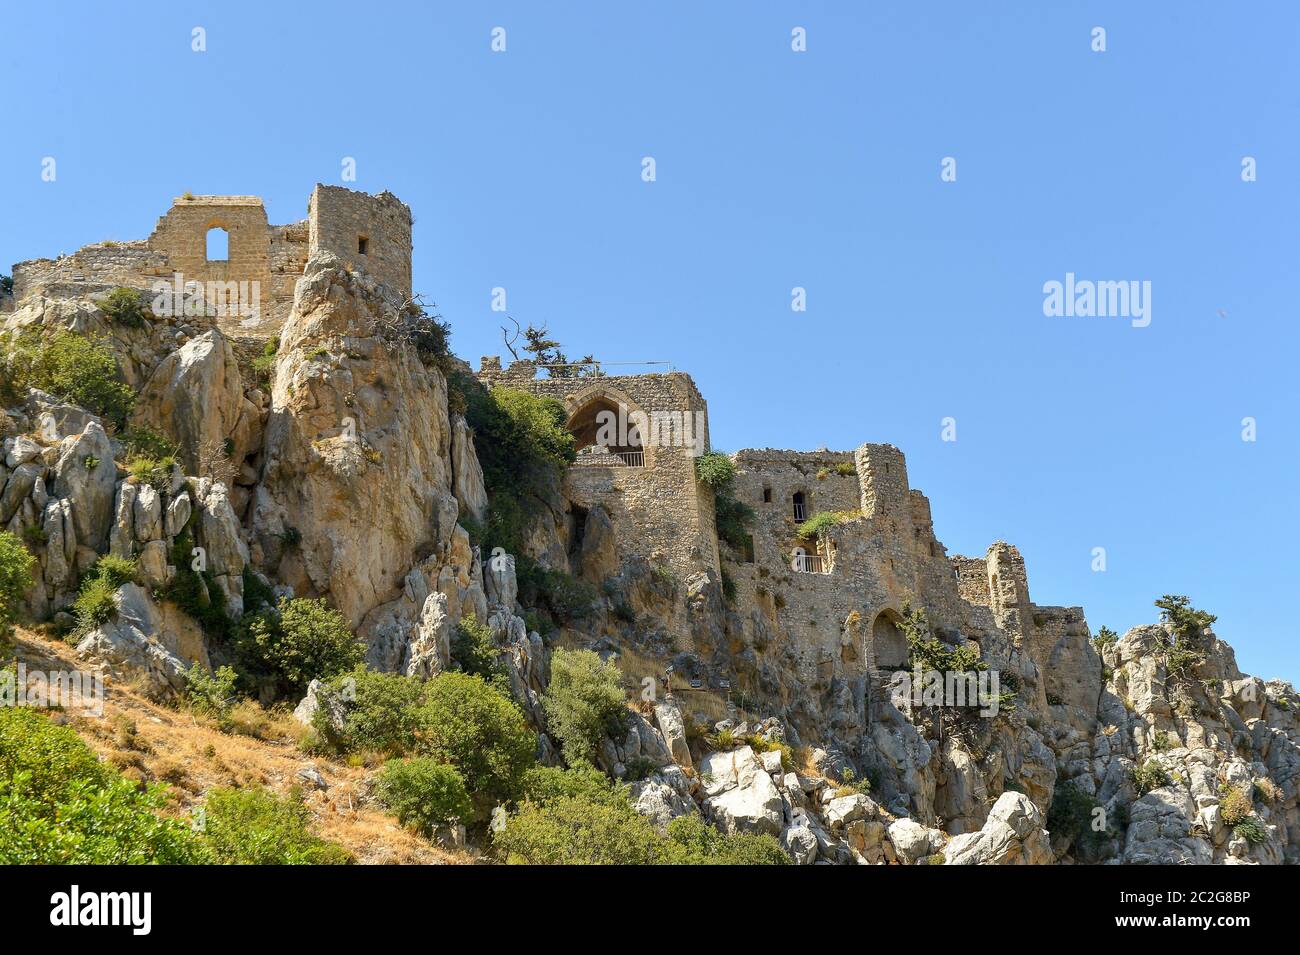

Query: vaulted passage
left=567, top=395, right=640, bottom=452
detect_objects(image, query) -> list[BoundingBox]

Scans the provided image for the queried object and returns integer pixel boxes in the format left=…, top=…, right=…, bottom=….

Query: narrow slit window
left=357, top=236, right=368, bottom=255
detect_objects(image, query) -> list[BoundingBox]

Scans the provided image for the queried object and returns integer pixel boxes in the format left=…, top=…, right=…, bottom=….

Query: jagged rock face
left=450, top=416, right=487, bottom=524
left=133, top=329, right=261, bottom=473
left=50, top=421, right=116, bottom=553
left=254, top=254, right=456, bottom=632
left=74, top=583, right=208, bottom=697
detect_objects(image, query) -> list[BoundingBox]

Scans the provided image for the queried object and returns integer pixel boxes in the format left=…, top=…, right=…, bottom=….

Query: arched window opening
left=792, top=491, right=807, bottom=522
left=205, top=226, right=229, bottom=262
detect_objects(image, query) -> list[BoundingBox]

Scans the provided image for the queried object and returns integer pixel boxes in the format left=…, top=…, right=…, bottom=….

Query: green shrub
left=162, top=531, right=230, bottom=639
left=661, top=814, right=790, bottom=865
left=419, top=671, right=536, bottom=808
left=495, top=773, right=788, bottom=865
left=494, top=791, right=661, bottom=864
left=250, top=340, right=278, bottom=383
left=183, top=664, right=239, bottom=729
left=1233, top=816, right=1268, bottom=846
left=543, top=648, right=628, bottom=766
left=98, top=287, right=148, bottom=327
left=1219, top=783, right=1252, bottom=827
left=693, top=451, right=735, bottom=488
left=1131, top=760, right=1171, bottom=795
left=0, top=707, right=206, bottom=864
left=126, top=455, right=175, bottom=490
left=1047, top=782, right=1110, bottom=857
left=522, top=563, right=597, bottom=620
left=1155, top=595, right=1217, bottom=640
left=120, top=426, right=177, bottom=462
left=200, top=786, right=351, bottom=864
left=796, top=509, right=857, bottom=540
left=1151, top=730, right=1172, bottom=752
left=72, top=573, right=119, bottom=635
left=1091, top=625, right=1119, bottom=651
left=454, top=375, right=575, bottom=556
left=3, top=332, right=134, bottom=429
left=310, top=668, right=430, bottom=757
left=518, top=763, right=628, bottom=809
left=233, top=596, right=363, bottom=699
left=451, top=612, right=506, bottom=687
left=0, top=530, right=36, bottom=632
left=92, top=554, right=138, bottom=588
left=714, top=490, right=755, bottom=553
left=374, top=757, right=473, bottom=835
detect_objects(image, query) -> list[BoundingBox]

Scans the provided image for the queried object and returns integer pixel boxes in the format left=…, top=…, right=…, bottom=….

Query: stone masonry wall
left=8, top=186, right=412, bottom=339
left=476, top=359, right=720, bottom=599
left=308, top=185, right=412, bottom=298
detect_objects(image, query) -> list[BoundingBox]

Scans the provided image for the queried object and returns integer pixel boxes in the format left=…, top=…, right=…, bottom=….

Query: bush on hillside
left=233, top=596, right=363, bottom=699
left=418, top=671, right=536, bottom=808
left=2, top=332, right=134, bottom=428
left=309, top=668, right=431, bottom=757
left=0, top=706, right=206, bottom=864
left=0, top=530, right=36, bottom=634
left=374, top=757, right=473, bottom=835
left=542, top=648, right=628, bottom=766
left=200, top=786, right=351, bottom=864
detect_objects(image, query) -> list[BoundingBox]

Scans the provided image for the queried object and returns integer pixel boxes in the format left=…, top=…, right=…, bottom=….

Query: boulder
left=700, top=746, right=784, bottom=837
left=133, top=329, right=251, bottom=473
left=654, top=698, right=693, bottom=770
left=629, top=766, right=698, bottom=830
left=406, top=591, right=451, bottom=679
left=944, top=791, right=1054, bottom=865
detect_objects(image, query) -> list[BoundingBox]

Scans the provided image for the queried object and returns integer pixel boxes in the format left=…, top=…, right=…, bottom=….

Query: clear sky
left=2, top=2, right=1297, bottom=682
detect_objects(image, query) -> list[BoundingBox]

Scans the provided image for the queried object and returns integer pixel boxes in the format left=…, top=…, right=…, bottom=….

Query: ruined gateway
left=2, top=185, right=1296, bottom=865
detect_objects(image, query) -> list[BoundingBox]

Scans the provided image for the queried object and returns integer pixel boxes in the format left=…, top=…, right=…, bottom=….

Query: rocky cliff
left=2, top=257, right=1295, bottom=865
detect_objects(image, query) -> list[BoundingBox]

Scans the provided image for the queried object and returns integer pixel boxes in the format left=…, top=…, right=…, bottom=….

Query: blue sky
left=3, top=2, right=1298, bottom=681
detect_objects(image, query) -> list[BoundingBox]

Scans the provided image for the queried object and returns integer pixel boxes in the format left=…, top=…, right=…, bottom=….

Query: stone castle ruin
left=5, top=185, right=1296, bottom=864
left=7, top=185, right=411, bottom=334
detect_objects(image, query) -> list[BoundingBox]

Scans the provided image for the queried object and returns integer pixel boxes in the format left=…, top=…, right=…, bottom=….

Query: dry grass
left=11, top=627, right=474, bottom=865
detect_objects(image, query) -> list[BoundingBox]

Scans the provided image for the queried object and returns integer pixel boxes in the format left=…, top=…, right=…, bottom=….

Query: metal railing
left=573, top=448, right=645, bottom=468
left=792, top=553, right=827, bottom=574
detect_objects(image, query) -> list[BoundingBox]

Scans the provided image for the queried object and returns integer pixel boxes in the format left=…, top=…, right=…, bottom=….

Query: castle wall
left=8, top=186, right=411, bottom=340
left=308, top=185, right=412, bottom=298
left=12, top=243, right=170, bottom=302
left=476, top=359, right=719, bottom=596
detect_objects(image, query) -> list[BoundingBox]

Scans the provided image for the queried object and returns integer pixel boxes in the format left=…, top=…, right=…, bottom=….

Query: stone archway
left=565, top=384, right=653, bottom=465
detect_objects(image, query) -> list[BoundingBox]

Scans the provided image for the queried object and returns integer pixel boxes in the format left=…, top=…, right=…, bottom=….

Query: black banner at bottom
left=0, top=862, right=1276, bottom=942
